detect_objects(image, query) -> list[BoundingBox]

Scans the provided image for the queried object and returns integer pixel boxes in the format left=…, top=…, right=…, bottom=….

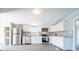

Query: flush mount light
left=32, top=8, right=42, bottom=15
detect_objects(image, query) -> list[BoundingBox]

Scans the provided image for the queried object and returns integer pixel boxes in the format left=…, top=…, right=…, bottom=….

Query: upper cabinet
left=31, top=25, right=41, bottom=35
left=57, top=21, right=64, bottom=31
left=31, top=25, right=41, bottom=32
left=50, top=21, right=64, bottom=32
left=50, top=25, right=54, bottom=32
left=53, top=24, right=57, bottom=32
left=23, top=24, right=31, bottom=32
left=50, top=19, right=73, bottom=32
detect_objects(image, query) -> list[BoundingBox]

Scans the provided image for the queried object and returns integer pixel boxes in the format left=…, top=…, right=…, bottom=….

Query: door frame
left=73, top=17, right=79, bottom=50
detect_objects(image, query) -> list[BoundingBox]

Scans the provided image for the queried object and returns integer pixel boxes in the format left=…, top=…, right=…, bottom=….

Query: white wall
left=0, top=26, right=5, bottom=45
left=63, top=10, right=79, bottom=50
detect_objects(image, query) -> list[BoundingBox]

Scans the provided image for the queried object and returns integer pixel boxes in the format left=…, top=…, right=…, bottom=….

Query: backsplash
left=49, top=31, right=73, bottom=38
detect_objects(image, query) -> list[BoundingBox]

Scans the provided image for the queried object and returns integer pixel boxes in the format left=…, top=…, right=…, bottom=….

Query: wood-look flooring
left=0, top=44, right=63, bottom=51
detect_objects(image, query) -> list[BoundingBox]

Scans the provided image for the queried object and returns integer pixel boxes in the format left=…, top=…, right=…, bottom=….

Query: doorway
left=75, top=19, right=79, bottom=50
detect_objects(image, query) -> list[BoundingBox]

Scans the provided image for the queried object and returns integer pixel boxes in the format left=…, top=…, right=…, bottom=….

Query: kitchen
left=0, top=8, right=79, bottom=51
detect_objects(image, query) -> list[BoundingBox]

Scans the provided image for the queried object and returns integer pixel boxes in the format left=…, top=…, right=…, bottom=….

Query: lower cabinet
left=49, top=37, right=52, bottom=44
left=51, top=36, right=64, bottom=49
left=22, top=36, right=31, bottom=44
left=51, top=36, right=73, bottom=50
left=31, top=36, right=42, bottom=44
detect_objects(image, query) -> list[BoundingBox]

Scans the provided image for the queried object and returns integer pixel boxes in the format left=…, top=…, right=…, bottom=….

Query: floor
left=0, top=44, right=63, bottom=51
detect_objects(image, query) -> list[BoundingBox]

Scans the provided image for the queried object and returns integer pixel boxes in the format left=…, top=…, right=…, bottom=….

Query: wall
left=0, top=26, right=5, bottom=45
left=63, top=10, right=79, bottom=50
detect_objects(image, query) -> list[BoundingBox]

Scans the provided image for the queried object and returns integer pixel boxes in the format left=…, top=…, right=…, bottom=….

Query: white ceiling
left=0, top=8, right=78, bottom=25
left=0, top=8, right=20, bottom=13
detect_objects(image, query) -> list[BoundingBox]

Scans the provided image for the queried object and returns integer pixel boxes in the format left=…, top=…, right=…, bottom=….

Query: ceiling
left=0, top=8, right=79, bottom=25
left=0, top=8, right=20, bottom=13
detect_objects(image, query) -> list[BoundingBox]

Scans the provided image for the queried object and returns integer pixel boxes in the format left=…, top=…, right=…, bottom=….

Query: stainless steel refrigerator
left=13, top=28, right=22, bottom=45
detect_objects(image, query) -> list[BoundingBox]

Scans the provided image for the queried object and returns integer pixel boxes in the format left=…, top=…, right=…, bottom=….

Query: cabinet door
left=37, top=36, right=42, bottom=43
left=23, top=24, right=31, bottom=32
left=52, top=37, right=57, bottom=45
left=50, top=26, right=54, bottom=32
left=53, top=25, right=57, bottom=32
left=54, top=37, right=59, bottom=47
left=57, top=22, right=64, bottom=31
left=22, top=36, right=31, bottom=44
left=31, top=36, right=42, bottom=44
left=51, top=37, right=64, bottom=49
left=56, top=24, right=59, bottom=31
left=60, top=22, right=64, bottom=31
left=31, top=36, right=35, bottom=43
left=57, top=37, right=64, bottom=49
left=51, top=37, right=54, bottom=44
left=49, top=37, right=52, bottom=44
left=25, top=37, right=31, bottom=43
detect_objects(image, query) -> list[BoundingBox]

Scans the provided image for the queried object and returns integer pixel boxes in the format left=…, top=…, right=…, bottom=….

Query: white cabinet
left=50, top=25, right=57, bottom=32
left=50, top=25, right=54, bottom=32
left=49, top=36, right=52, bottom=44
left=57, top=37, right=64, bottom=49
left=56, top=21, right=64, bottom=31
left=23, top=24, right=31, bottom=32
left=22, top=36, right=31, bottom=44
left=51, top=36, right=73, bottom=50
left=51, top=36, right=64, bottom=49
left=53, top=25, right=57, bottom=32
left=57, top=22, right=64, bottom=31
left=31, top=36, right=42, bottom=44
left=50, top=21, right=64, bottom=32
left=31, top=25, right=42, bottom=44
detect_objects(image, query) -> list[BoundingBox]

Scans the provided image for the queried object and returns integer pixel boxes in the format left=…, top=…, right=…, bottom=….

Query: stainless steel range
left=41, top=28, right=49, bottom=43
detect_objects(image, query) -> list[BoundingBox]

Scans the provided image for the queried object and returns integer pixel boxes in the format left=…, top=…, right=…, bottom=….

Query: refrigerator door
left=13, top=28, right=22, bottom=45
left=13, top=28, right=17, bottom=45
left=22, top=36, right=26, bottom=44
left=13, top=33, right=17, bottom=45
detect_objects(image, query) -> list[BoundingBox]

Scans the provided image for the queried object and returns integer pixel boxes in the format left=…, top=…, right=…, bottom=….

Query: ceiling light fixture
left=32, top=8, right=42, bottom=15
